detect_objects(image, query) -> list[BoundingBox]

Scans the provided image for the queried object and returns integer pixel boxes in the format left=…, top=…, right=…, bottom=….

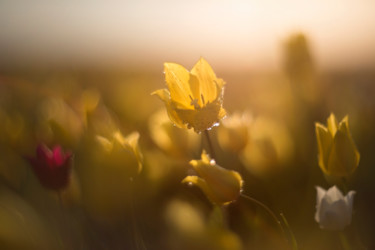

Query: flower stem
left=339, top=231, right=351, bottom=250
left=129, top=179, right=147, bottom=250
left=204, top=130, right=216, bottom=159
left=57, top=191, right=70, bottom=250
left=280, top=213, right=298, bottom=250
left=240, top=194, right=292, bottom=248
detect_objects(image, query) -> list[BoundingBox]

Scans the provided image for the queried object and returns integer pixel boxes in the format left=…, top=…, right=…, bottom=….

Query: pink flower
left=28, top=144, right=72, bottom=190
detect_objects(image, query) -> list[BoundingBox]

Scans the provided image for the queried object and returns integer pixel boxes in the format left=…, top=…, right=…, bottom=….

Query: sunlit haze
left=1, top=0, right=375, bottom=71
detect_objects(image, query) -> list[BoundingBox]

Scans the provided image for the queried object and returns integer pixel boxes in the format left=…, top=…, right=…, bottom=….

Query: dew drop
left=212, top=122, right=220, bottom=127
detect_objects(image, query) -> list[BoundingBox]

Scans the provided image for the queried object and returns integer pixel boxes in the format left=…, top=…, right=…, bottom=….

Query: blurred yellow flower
left=315, top=113, right=360, bottom=177
left=182, top=151, right=243, bottom=206
left=149, top=109, right=200, bottom=158
left=217, top=112, right=252, bottom=153
left=152, top=58, right=226, bottom=133
left=240, top=116, right=294, bottom=178
left=80, top=130, right=143, bottom=223
left=96, top=130, right=143, bottom=177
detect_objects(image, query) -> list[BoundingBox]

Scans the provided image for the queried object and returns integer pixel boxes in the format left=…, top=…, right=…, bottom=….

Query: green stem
left=341, top=177, right=349, bottom=194
left=240, top=194, right=290, bottom=247
left=57, top=191, right=70, bottom=250
left=339, top=231, right=351, bottom=250
left=280, top=213, right=298, bottom=250
left=204, top=130, right=216, bottom=159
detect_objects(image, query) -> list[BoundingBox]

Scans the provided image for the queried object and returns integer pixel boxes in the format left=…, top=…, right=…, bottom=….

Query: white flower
left=315, top=186, right=355, bottom=230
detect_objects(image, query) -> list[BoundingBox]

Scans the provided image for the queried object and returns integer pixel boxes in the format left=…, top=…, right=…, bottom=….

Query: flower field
left=0, top=32, right=375, bottom=249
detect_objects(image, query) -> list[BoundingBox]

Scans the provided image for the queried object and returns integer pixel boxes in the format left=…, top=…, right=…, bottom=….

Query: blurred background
left=0, top=0, right=375, bottom=249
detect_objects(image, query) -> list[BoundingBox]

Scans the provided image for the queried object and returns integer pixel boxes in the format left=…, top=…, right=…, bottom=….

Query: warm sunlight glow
left=1, top=0, right=374, bottom=71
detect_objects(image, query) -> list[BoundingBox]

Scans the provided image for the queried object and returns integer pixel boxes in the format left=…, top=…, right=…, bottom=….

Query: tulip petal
left=182, top=175, right=217, bottom=203
left=328, top=119, right=360, bottom=177
left=189, top=152, right=243, bottom=205
left=327, top=113, right=339, bottom=136
left=152, top=89, right=170, bottom=103
left=344, top=191, right=356, bottom=218
left=53, top=146, right=64, bottom=165
left=315, top=123, right=333, bottom=174
left=315, top=186, right=326, bottom=223
left=123, top=131, right=143, bottom=174
left=164, top=63, right=193, bottom=108
left=191, top=58, right=219, bottom=103
left=338, top=117, right=360, bottom=167
left=326, top=186, right=344, bottom=202
left=96, top=135, right=113, bottom=152
left=36, top=144, right=52, bottom=161
left=152, top=89, right=188, bottom=129
left=320, top=198, right=348, bottom=230
left=188, top=74, right=202, bottom=107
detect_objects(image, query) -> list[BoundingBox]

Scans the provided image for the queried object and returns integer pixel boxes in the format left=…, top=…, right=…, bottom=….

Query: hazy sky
left=1, top=0, right=375, bottom=71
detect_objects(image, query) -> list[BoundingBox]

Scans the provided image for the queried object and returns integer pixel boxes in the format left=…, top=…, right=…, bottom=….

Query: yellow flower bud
left=240, top=116, right=294, bottom=178
left=182, top=151, right=243, bottom=206
left=152, top=58, right=226, bottom=133
left=96, top=130, right=143, bottom=177
left=315, top=113, right=360, bottom=177
left=80, top=130, right=143, bottom=223
left=217, top=112, right=251, bottom=153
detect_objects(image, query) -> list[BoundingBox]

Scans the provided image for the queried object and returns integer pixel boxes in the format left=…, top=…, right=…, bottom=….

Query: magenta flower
left=28, top=144, right=73, bottom=190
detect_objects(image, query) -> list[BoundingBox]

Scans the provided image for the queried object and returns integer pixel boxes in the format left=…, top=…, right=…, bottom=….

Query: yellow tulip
left=152, top=58, right=226, bottom=133
left=182, top=151, right=243, bottom=206
left=315, top=113, right=360, bottom=177
left=80, top=130, right=143, bottom=223
left=95, top=130, right=143, bottom=177
left=217, top=112, right=251, bottom=153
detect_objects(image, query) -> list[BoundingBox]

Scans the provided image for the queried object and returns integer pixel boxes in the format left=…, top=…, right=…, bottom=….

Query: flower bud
left=28, top=144, right=72, bottom=190
left=182, top=151, right=243, bottom=206
left=95, top=130, right=143, bottom=177
left=217, top=112, right=251, bottom=153
left=315, top=113, right=360, bottom=177
left=315, top=186, right=355, bottom=230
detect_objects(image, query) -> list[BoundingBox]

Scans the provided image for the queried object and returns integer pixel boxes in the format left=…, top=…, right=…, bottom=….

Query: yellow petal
left=152, top=89, right=187, bottom=129
left=96, top=135, right=113, bottom=152
left=182, top=174, right=241, bottom=206
left=191, top=58, right=219, bottom=103
left=175, top=101, right=225, bottom=132
left=152, top=88, right=170, bottom=103
left=327, top=113, right=338, bottom=137
left=315, top=122, right=333, bottom=173
left=182, top=176, right=216, bottom=203
left=189, top=152, right=243, bottom=205
left=114, top=131, right=143, bottom=175
left=327, top=117, right=360, bottom=176
left=200, top=150, right=212, bottom=164
left=164, top=63, right=192, bottom=108
left=188, top=74, right=202, bottom=107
